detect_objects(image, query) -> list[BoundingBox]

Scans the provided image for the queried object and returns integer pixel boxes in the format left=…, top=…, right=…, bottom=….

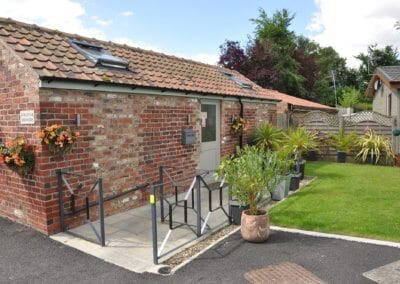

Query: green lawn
left=269, top=161, right=400, bottom=242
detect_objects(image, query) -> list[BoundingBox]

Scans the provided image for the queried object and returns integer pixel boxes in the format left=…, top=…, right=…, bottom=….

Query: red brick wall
left=1, top=63, right=277, bottom=234
left=0, top=41, right=50, bottom=232
left=39, top=90, right=202, bottom=232
left=220, top=100, right=277, bottom=158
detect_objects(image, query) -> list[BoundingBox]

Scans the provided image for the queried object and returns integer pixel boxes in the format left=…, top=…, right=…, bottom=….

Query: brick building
left=0, top=18, right=278, bottom=234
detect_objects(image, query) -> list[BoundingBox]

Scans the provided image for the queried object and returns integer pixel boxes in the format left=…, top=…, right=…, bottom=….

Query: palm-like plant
left=284, top=127, right=318, bottom=162
left=356, top=130, right=394, bottom=164
left=251, top=122, right=284, bottom=151
left=328, top=129, right=358, bottom=153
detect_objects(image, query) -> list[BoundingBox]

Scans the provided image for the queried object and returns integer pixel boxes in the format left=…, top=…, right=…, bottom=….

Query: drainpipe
left=238, top=97, right=244, bottom=149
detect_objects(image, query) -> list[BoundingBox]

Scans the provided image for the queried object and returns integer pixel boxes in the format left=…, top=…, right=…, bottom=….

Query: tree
left=218, top=8, right=356, bottom=106
left=251, top=9, right=306, bottom=98
left=355, top=44, right=400, bottom=92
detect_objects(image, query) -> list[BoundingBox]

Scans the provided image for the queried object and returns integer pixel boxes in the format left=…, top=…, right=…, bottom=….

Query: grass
left=269, top=161, right=400, bottom=242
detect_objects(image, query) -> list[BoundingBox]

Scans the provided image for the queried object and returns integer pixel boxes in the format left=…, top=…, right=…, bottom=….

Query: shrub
left=38, top=124, right=79, bottom=155
left=356, top=130, right=394, bottom=164
left=0, top=137, right=35, bottom=175
left=216, top=146, right=281, bottom=215
left=328, top=129, right=358, bottom=153
left=250, top=122, right=284, bottom=151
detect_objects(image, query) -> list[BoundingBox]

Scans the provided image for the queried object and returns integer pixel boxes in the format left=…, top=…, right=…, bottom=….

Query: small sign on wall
left=20, top=110, right=35, bottom=125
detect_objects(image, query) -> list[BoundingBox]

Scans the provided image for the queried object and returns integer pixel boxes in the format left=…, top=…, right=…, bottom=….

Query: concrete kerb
left=271, top=226, right=400, bottom=249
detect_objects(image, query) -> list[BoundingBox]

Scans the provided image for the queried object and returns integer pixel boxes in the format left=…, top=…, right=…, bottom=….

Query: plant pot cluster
left=219, top=125, right=318, bottom=243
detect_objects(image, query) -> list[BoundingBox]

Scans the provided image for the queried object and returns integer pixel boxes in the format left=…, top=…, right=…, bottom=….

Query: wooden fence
left=290, top=110, right=398, bottom=159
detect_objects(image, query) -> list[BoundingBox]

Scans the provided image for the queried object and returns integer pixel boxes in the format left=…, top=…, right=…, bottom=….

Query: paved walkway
left=50, top=188, right=230, bottom=273
left=1, top=217, right=400, bottom=283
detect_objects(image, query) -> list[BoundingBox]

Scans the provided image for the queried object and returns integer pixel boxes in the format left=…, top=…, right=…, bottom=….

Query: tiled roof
left=377, top=66, right=400, bottom=82
left=0, top=17, right=277, bottom=101
left=264, top=89, right=334, bottom=110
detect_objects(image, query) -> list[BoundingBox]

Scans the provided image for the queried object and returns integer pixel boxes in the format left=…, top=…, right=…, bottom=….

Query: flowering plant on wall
left=231, top=117, right=248, bottom=135
left=38, top=124, right=80, bottom=155
left=0, top=137, right=35, bottom=175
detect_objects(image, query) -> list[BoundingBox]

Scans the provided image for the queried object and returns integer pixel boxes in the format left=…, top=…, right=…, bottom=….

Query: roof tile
left=0, top=17, right=280, bottom=100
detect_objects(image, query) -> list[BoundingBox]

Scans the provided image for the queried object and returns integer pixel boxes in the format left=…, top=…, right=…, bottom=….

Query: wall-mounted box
left=182, top=129, right=196, bottom=145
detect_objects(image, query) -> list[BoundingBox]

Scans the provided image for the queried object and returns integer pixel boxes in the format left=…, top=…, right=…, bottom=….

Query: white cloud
left=115, top=37, right=218, bottom=65
left=307, top=0, right=400, bottom=67
left=0, top=0, right=106, bottom=39
left=121, top=11, right=133, bottom=17
left=180, top=53, right=219, bottom=65
left=1, top=1, right=218, bottom=65
left=91, top=16, right=112, bottom=27
left=114, top=37, right=164, bottom=53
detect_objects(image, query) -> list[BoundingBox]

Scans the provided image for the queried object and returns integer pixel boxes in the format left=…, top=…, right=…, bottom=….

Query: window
left=222, top=71, right=253, bottom=89
left=70, top=39, right=128, bottom=70
left=388, top=93, right=392, bottom=116
left=201, top=104, right=217, bottom=142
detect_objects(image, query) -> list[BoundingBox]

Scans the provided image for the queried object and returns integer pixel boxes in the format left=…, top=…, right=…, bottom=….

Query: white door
left=199, top=101, right=220, bottom=172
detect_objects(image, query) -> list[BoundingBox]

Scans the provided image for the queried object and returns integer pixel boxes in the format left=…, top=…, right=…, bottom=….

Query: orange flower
left=37, top=131, right=45, bottom=139
left=5, top=141, right=13, bottom=148
left=74, top=131, right=80, bottom=137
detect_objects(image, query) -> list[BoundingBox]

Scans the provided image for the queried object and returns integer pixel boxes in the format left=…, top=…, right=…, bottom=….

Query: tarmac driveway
left=1, top=217, right=399, bottom=283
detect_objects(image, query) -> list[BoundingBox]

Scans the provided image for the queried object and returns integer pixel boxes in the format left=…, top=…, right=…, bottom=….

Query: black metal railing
left=151, top=166, right=230, bottom=264
left=57, top=169, right=106, bottom=246
left=56, top=169, right=149, bottom=247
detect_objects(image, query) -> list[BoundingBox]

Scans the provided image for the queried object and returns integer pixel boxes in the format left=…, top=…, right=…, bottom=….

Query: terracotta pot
left=240, top=209, right=269, bottom=242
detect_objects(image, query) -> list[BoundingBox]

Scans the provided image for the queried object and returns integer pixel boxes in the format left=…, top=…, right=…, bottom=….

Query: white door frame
left=199, top=100, right=220, bottom=171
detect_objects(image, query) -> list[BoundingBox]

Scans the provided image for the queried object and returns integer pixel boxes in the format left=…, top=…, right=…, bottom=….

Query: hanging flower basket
left=231, top=117, right=248, bottom=136
left=38, top=124, right=80, bottom=155
left=0, top=137, right=35, bottom=175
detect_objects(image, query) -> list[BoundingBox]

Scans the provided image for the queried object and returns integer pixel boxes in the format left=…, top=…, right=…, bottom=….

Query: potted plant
left=250, top=122, right=284, bottom=151
left=356, top=130, right=394, bottom=165
left=284, top=128, right=318, bottom=180
left=271, top=149, right=294, bottom=200
left=0, top=137, right=35, bottom=175
left=38, top=124, right=80, bottom=155
left=216, top=146, right=281, bottom=242
left=231, top=117, right=247, bottom=136
left=328, top=129, right=358, bottom=163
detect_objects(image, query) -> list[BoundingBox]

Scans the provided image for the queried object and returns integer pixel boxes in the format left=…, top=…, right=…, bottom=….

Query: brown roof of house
left=263, top=89, right=335, bottom=110
left=365, top=66, right=400, bottom=97
left=0, top=17, right=277, bottom=101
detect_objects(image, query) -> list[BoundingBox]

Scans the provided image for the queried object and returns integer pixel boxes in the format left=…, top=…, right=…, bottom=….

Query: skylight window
left=222, top=71, right=253, bottom=89
left=70, top=39, right=129, bottom=70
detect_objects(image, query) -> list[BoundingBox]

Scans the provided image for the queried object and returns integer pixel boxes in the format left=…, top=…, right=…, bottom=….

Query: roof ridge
left=0, top=16, right=223, bottom=70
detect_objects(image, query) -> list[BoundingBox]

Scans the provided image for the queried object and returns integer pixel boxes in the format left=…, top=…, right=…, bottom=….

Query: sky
left=1, top=0, right=399, bottom=67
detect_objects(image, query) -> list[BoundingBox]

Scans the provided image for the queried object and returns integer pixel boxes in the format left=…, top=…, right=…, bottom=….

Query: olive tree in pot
left=216, top=146, right=281, bottom=242
left=284, top=127, right=318, bottom=180
left=328, top=129, right=358, bottom=163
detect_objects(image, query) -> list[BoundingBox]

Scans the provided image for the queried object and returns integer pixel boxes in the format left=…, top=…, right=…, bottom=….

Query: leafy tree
left=355, top=44, right=400, bottom=92
left=252, top=9, right=306, bottom=98
left=339, top=87, right=360, bottom=108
